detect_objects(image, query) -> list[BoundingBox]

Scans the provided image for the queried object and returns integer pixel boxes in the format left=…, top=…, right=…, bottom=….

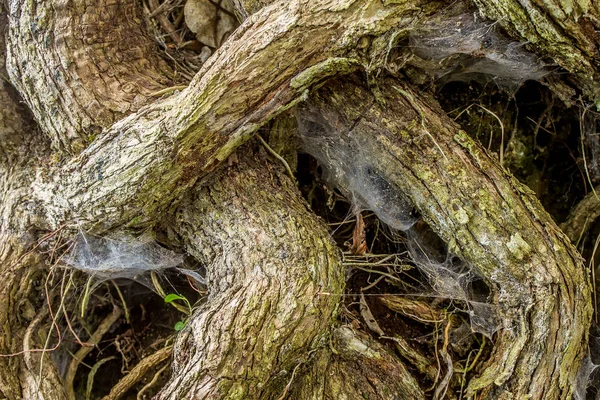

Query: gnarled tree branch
left=157, top=148, right=345, bottom=399
left=21, top=0, right=443, bottom=232
left=296, top=77, right=591, bottom=399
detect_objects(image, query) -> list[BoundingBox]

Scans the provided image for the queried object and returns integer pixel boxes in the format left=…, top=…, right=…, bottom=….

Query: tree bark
left=561, top=186, right=600, bottom=242
left=158, top=148, right=345, bottom=398
left=472, top=0, right=600, bottom=103
left=0, top=0, right=597, bottom=398
left=0, top=234, right=67, bottom=400
left=296, top=77, right=591, bottom=398
left=10, top=0, right=443, bottom=233
left=155, top=147, right=425, bottom=399
left=6, top=0, right=175, bottom=153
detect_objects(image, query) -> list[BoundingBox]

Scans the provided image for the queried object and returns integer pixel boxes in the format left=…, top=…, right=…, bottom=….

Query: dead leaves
left=348, top=212, right=367, bottom=255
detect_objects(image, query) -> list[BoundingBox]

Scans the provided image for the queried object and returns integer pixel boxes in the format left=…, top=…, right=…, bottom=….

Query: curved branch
left=0, top=11, right=50, bottom=233
left=26, top=0, right=441, bottom=232
left=157, top=148, right=344, bottom=398
left=0, top=22, right=62, bottom=397
left=297, top=77, right=591, bottom=399
left=292, top=326, right=425, bottom=399
left=561, top=187, right=600, bottom=242
left=11, top=0, right=600, bottom=235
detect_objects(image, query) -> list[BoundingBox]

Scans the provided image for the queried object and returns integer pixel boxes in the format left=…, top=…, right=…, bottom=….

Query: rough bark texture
left=0, top=34, right=65, bottom=398
left=0, top=235, right=67, bottom=400
left=157, top=148, right=424, bottom=399
left=0, top=0, right=597, bottom=398
left=6, top=0, right=175, bottom=153
left=159, top=149, right=345, bottom=398
left=291, top=326, right=425, bottom=399
left=297, top=77, right=591, bottom=398
left=21, top=0, right=444, bottom=233
left=472, top=0, right=600, bottom=103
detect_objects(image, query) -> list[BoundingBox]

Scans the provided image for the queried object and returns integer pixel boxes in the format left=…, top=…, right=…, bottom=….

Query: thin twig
left=580, top=103, right=599, bottom=200
left=150, top=85, right=189, bottom=97
left=361, top=275, right=385, bottom=292
left=276, top=362, right=303, bottom=400
left=61, top=271, right=89, bottom=347
left=81, top=274, right=95, bottom=318
left=351, top=266, right=404, bottom=285
left=112, top=280, right=130, bottom=324
left=101, top=346, right=173, bottom=400
left=434, top=321, right=453, bottom=400
left=137, top=363, right=169, bottom=400
left=256, top=135, right=296, bottom=182
left=148, top=0, right=182, bottom=43
left=589, top=232, right=600, bottom=324
left=86, top=356, right=118, bottom=400
left=151, top=271, right=190, bottom=315
left=66, top=306, right=123, bottom=400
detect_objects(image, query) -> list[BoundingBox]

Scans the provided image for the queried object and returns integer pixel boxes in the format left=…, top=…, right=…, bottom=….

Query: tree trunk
left=0, top=0, right=598, bottom=399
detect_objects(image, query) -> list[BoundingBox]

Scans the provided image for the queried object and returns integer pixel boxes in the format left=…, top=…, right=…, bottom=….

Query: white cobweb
left=296, top=106, right=419, bottom=231
left=297, top=106, right=500, bottom=338
left=406, top=227, right=500, bottom=338
left=66, top=231, right=203, bottom=283
left=408, top=5, right=550, bottom=88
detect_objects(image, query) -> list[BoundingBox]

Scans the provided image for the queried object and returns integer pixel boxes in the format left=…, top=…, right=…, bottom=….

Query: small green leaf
left=174, top=321, right=186, bottom=331
left=164, top=293, right=185, bottom=304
